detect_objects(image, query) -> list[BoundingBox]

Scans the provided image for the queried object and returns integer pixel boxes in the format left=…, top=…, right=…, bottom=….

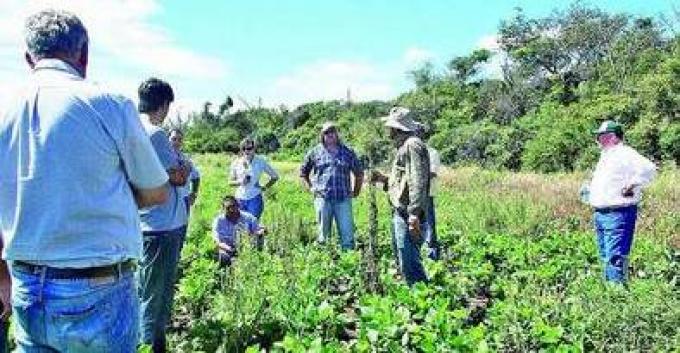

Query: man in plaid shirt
left=300, top=122, right=364, bottom=250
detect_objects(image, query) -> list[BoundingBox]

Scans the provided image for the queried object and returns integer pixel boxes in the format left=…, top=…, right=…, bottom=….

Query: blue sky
left=0, top=0, right=677, bottom=120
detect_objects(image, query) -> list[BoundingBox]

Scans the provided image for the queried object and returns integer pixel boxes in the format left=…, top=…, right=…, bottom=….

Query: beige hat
left=381, top=107, right=420, bottom=132
left=321, top=121, right=338, bottom=133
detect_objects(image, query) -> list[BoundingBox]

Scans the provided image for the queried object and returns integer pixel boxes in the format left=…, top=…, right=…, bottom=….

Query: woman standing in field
left=229, top=137, right=279, bottom=219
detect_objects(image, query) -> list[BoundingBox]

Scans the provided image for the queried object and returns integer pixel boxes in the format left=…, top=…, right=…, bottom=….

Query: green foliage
left=659, top=122, right=680, bottom=165
left=167, top=157, right=680, bottom=352
left=181, top=3, right=679, bottom=173
left=520, top=103, right=594, bottom=172
left=448, top=49, right=492, bottom=83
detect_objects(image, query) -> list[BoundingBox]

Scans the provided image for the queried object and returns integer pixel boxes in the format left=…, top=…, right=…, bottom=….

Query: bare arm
left=300, top=150, right=316, bottom=193
left=191, top=178, right=201, bottom=194
left=217, top=240, right=233, bottom=252
left=0, top=235, right=11, bottom=320
left=352, top=172, right=364, bottom=197
left=132, top=183, right=168, bottom=208
left=300, top=175, right=312, bottom=192
left=189, top=178, right=201, bottom=205
left=369, top=170, right=388, bottom=184
left=263, top=176, right=278, bottom=191
left=168, top=165, right=189, bottom=187
left=262, top=161, right=279, bottom=191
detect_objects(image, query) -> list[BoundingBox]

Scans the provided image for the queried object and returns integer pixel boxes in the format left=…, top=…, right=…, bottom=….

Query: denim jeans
left=138, top=226, right=186, bottom=352
left=391, top=213, right=428, bottom=286
left=217, top=249, right=237, bottom=268
left=594, top=205, right=638, bottom=284
left=314, top=197, right=355, bottom=250
left=424, top=196, right=440, bottom=261
left=238, top=194, right=264, bottom=220
left=183, top=196, right=191, bottom=219
left=9, top=262, right=138, bottom=352
left=0, top=319, right=8, bottom=353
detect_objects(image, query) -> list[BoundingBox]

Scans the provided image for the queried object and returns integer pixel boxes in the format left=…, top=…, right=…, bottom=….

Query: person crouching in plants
left=371, top=107, right=430, bottom=286
left=584, top=120, right=656, bottom=284
left=213, top=195, right=267, bottom=267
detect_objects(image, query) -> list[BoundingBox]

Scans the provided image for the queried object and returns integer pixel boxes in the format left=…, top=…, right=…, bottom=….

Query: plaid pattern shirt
left=300, top=143, right=364, bottom=200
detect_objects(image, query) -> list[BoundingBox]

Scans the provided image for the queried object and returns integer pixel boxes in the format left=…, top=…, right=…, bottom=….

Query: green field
left=167, top=154, right=679, bottom=352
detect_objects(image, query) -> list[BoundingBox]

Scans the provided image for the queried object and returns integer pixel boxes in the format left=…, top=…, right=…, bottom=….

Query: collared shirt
left=0, top=59, right=167, bottom=268
left=212, top=211, right=259, bottom=248
left=427, top=146, right=441, bottom=197
left=138, top=118, right=187, bottom=232
left=388, top=136, right=430, bottom=218
left=300, top=143, right=363, bottom=200
left=230, top=155, right=278, bottom=200
left=589, top=143, right=657, bottom=209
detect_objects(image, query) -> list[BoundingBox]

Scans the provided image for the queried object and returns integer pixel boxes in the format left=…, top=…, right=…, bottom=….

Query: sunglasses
left=243, top=146, right=254, bottom=151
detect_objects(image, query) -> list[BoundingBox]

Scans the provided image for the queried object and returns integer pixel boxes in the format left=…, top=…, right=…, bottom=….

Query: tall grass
left=168, top=154, right=679, bottom=352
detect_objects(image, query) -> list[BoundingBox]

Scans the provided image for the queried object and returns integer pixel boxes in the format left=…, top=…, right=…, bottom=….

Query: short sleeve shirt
left=0, top=59, right=167, bottom=267
left=212, top=211, right=259, bottom=247
left=300, top=143, right=363, bottom=200
left=230, top=155, right=278, bottom=200
left=138, top=119, right=187, bottom=232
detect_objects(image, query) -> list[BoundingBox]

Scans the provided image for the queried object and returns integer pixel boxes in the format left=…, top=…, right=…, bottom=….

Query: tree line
left=178, top=3, right=680, bottom=172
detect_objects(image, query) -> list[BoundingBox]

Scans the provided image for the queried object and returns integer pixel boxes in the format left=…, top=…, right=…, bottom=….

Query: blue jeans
left=424, top=196, right=440, bottom=260
left=218, top=249, right=236, bottom=268
left=391, top=213, right=428, bottom=286
left=9, top=262, right=138, bottom=352
left=0, top=319, right=8, bottom=353
left=238, top=194, right=264, bottom=219
left=314, top=197, right=355, bottom=250
left=138, top=227, right=186, bottom=352
left=594, top=205, right=638, bottom=284
left=183, top=196, right=191, bottom=219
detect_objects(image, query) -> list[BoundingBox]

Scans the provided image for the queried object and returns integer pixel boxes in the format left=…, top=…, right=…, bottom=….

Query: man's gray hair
left=24, top=9, right=88, bottom=59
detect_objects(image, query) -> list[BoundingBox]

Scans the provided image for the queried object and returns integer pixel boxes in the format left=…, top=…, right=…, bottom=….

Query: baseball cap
left=593, top=120, right=623, bottom=136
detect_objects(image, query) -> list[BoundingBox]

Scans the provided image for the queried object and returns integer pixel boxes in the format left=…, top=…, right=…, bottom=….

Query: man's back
left=0, top=59, right=166, bottom=268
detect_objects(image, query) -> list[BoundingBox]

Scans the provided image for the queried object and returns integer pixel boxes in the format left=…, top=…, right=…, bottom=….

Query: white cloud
left=477, top=35, right=501, bottom=52
left=259, top=46, right=444, bottom=108
left=475, top=34, right=505, bottom=79
left=262, top=60, right=398, bottom=108
left=402, top=47, right=435, bottom=67
left=0, top=0, right=229, bottom=109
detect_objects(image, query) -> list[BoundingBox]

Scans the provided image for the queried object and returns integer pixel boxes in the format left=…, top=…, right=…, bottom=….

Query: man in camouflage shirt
left=373, top=107, right=430, bottom=286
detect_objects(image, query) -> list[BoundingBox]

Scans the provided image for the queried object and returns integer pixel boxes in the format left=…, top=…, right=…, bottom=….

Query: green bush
left=659, top=122, right=680, bottom=165
left=179, top=5, right=679, bottom=173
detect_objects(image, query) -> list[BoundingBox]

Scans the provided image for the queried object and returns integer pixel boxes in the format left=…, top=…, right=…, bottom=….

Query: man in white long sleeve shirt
left=587, top=120, right=657, bottom=284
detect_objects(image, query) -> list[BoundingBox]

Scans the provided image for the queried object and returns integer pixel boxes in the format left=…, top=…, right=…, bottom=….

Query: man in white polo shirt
left=586, top=120, right=656, bottom=284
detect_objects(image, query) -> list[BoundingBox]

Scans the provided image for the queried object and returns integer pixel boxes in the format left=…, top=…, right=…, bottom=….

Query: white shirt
left=428, top=146, right=441, bottom=196
left=230, top=155, right=278, bottom=200
left=588, top=143, right=656, bottom=209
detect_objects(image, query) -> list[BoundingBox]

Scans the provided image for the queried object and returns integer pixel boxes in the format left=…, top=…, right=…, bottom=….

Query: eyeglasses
left=323, top=129, right=337, bottom=135
left=243, top=146, right=254, bottom=151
